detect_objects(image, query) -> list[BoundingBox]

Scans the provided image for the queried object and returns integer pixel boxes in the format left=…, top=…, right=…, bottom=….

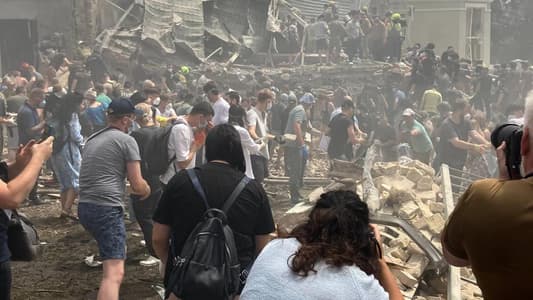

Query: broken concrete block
left=389, top=236, right=410, bottom=249
left=406, top=168, right=424, bottom=183
left=429, top=202, right=445, bottom=214
left=398, top=201, right=419, bottom=220
left=399, top=165, right=410, bottom=176
left=417, top=176, right=433, bottom=191
left=411, top=216, right=428, bottom=230
left=406, top=254, right=429, bottom=278
left=407, top=241, right=425, bottom=255
left=418, top=190, right=436, bottom=203
left=389, top=247, right=409, bottom=261
left=393, top=269, right=419, bottom=288
left=427, top=213, right=445, bottom=235
left=382, top=163, right=399, bottom=176
left=308, top=187, right=324, bottom=203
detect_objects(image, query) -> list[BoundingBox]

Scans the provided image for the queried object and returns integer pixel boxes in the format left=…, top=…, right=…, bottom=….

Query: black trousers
left=131, top=187, right=162, bottom=257
left=251, top=155, right=269, bottom=184
left=0, top=260, right=11, bottom=300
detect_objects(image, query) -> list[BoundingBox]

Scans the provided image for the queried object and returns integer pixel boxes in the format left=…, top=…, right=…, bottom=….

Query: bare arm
left=153, top=222, right=171, bottom=265
left=347, top=125, right=364, bottom=145
left=176, top=143, right=200, bottom=170
left=126, top=161, right=150, bottom=200
left=449, top=137, right=483, bottom=152
left=293, top=121, right=304, bottom=147
left=255, top=234, right=272, bottom=255
left=371, top=225, right=403, bottom=300
left=0, top=138, right=53, bottom=209
left=248, top=125, right=259, bottom=140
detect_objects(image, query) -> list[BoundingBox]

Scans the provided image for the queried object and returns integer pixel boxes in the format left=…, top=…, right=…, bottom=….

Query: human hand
left=15, top=140, right=36, bottom=167
left=496, top=141, right=509, bottom=180
left=193, top=130, right=207, bottom=148
left=31, top=136, right=54, bottom=162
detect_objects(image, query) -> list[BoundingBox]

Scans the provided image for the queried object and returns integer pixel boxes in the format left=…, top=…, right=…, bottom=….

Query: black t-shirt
left=438, top=117, right=472, bottom=168
left=130, top=126, right=163, bottom=192
left=270, top=102, right=286, bottom=133
left=327, top=113, right=354, bottom=159
left=153, top=162, right=275, bottom=280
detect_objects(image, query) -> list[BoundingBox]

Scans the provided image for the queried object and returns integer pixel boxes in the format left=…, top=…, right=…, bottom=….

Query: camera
left=490, top=123, right=523, bottom=179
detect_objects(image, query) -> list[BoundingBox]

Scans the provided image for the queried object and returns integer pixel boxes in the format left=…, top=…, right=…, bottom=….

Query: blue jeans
left=78, top=203, right=126, bottom=260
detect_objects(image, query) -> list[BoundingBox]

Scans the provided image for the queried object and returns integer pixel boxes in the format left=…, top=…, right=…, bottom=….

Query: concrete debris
left=278, top=156, right=480, bottom=299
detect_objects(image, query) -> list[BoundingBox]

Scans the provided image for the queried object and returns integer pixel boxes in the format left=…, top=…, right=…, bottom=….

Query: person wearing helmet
left=284, top=93, right=315, bottom=203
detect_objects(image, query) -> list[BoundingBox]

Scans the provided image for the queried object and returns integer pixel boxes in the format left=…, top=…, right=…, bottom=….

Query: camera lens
left=490, top=123, right=522, bottom=149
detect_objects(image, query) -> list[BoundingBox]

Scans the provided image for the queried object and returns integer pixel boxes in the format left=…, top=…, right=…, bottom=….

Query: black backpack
left=165, top=168, right=250, bottom=300
left=130, top=120, right=186, bottom=176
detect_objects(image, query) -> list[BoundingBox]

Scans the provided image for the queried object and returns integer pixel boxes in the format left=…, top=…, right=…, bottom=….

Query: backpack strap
left=186, top=168, right=210, bottom=209
left=222, top=176, right=251, bottom=213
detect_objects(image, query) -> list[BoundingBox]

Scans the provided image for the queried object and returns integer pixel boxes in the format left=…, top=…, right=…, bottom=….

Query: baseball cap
left=108, top=98, right=141, bottom=116
left=402, top=108, right=416, bottom=117
left=299, top=93, right=315, bottom=104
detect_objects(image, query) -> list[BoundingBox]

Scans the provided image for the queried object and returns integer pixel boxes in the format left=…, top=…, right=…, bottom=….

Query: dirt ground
left=10, top=161, right=327, bottom=299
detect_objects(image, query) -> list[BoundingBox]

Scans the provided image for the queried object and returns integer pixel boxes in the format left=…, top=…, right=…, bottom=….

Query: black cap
left=108, top=98, right=140, bottom=116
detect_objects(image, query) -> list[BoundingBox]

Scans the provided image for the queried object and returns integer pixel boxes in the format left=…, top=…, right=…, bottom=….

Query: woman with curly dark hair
left=241, top=190, right=403, bottom=300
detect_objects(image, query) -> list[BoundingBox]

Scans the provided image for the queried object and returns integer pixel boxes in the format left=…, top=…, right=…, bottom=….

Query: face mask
left=153, top=97, right=161, bottom=106
left=267, top=102, right=273, bottom=110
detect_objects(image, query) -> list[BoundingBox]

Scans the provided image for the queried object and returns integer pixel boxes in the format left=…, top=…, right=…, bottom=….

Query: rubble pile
left=275, top=157, right=483, bottom=299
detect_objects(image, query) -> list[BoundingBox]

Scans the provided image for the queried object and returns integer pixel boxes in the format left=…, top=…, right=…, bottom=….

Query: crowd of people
left=0, top=6, right=532, bottom=299
left=277, top=5, right=405, bottom=65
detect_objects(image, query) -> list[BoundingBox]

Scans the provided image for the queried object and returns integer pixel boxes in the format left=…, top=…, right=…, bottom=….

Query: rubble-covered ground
left=11, top=148, right=483, bottom=299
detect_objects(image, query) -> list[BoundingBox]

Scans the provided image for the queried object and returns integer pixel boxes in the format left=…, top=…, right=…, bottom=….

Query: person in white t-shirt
left=229, top=104, right=262, bottom=179
left=204, top=82, right=229, bottom=125
left=247, top=89, right=273, bottom=183
left=160, top=102, right=214, bottom=186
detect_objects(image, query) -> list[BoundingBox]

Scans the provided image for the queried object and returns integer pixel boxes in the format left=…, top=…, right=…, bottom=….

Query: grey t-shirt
left=284, top=105, right=307, bottom=148
left=79, top=128, right=141, bottom=207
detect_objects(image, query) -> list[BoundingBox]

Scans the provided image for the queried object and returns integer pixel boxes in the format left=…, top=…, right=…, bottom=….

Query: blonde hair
left=135, top=103, right=154, bottom=126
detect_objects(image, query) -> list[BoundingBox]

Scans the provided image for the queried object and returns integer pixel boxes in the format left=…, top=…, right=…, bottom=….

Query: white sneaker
left=84, top=255, right=103, bottom=267
left=140, top=255, right=160, bottom=267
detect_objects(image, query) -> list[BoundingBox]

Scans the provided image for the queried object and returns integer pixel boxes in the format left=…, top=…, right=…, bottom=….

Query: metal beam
left=441, top=164, right=462, bottom=300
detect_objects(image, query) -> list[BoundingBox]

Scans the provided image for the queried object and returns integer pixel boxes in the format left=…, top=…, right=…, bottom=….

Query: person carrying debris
left=285, top=93, right=314, bottom=203
left=327, top=99, right=365, bottom=161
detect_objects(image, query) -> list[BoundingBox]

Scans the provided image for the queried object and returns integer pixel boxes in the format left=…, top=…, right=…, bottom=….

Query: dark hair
left=57, top=93, right=83, bottom=125
left=289, top=190, right=380, bottom=277
left=203, top=81, right=218, bottom=94
left=452, top=98, right=468, bottom=112
left=227, top=91, right=241, bottom=103
left=205, top=124, right=245, bottom=173
left=341, top=99, right=355, bottom=110
left=95, top=84, right=104, bottom=94
left=229, top=105, right=246, bottom=127
left=190, top=101, right=214, bottom=116
left=144, top=87, right=161, bottom=96
left=257, top=88, right=274, bottom=103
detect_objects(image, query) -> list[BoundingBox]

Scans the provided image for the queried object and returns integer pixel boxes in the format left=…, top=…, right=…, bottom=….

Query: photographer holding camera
left=442, top=91, right=533, bottom=299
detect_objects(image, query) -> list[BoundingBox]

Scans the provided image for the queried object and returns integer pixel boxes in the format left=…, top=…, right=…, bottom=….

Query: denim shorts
left=78, top=203, right=126, bottom=260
